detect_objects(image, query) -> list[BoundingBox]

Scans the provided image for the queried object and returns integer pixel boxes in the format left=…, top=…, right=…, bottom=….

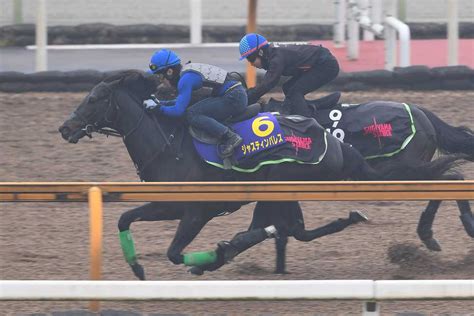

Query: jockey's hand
left=143, top=98, right=161, bottom=112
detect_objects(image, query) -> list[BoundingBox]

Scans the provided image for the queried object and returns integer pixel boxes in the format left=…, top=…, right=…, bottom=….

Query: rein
left=136, top=113, right=180, bottom=178
left=78, top=87, right=181, bottom=179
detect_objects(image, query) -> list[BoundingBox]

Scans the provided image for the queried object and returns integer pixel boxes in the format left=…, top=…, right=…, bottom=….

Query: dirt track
left=0, top=90, right=473, bottom=315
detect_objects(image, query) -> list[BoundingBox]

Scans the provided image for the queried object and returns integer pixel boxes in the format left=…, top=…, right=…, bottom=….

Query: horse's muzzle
left=58, top=125, right=85, bottom=143
left=58, top=125, right=71, bottom=141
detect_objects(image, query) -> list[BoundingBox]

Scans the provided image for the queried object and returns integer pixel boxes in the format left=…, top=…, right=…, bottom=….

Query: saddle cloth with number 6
left=192, top=112, right=328, bottom=172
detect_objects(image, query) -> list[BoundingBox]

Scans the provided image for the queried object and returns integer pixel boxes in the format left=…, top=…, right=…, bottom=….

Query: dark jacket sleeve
left=248, top=54, right=285, bottom=104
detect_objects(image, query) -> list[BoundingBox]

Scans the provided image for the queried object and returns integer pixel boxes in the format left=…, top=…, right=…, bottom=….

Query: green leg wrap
left=119, top=230, right=137, bottom=265
left=183, top=250, right=217, bottom=266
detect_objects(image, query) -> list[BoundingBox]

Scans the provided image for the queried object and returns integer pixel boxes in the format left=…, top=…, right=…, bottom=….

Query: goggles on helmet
left=246, top=52, right=259, bottom=63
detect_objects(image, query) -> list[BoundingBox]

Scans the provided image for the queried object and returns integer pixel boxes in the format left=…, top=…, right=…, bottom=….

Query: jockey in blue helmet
left=148, top=49, right=181, bottom=74
left=144, top=49, right=248, bottom=157
left=239, top=33, right=340, bottom=116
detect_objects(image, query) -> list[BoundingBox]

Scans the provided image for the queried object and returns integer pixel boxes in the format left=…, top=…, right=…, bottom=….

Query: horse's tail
left=342, top=143, right=466, bottom=181
left=375, top=153, right=467, bottom=181
left=419, top=106, right=474, bottom=158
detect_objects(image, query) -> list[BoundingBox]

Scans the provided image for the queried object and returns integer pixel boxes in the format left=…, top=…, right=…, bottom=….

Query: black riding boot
left=219, top=129, right=243, bottom=157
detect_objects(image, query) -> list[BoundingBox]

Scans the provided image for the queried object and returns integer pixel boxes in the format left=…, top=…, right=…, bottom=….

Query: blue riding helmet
left=239, top=33, right=269, bottom=60
left=148, top=49, right=181, bottom=74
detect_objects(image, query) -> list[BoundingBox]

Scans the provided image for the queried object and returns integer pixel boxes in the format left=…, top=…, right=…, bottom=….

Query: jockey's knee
left=167, top=248, right=184, bottom=265
left=186, top=110, right=197, bottom=125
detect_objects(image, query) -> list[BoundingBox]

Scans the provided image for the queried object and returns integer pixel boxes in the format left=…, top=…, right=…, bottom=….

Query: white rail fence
left=2, top=181, right=473, bottom=315
left=2, top=280, right=473, bottom=301
left=2, top=280, right=473, bottom=315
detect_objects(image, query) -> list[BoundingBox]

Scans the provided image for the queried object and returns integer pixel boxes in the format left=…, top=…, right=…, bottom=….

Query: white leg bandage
left=264, top=225, right=278, bottom=238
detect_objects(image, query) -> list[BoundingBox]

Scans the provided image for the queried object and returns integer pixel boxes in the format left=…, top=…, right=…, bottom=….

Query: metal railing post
left=246, top=0, right=257, bottom=88
left=190, top=0, right=202, bottom=45
left=447, top=0, right=459, bottom=65
left=35, top=0, right=47, bottom=71
left=88, top=186, right=103, bottom=312
left=347, top=0, right=360, bottom=60
left=333, top=0, right=346, bottom=47
left=13, top=0, right=23, bottom=24
left=384, top=16, right=410, bottom=69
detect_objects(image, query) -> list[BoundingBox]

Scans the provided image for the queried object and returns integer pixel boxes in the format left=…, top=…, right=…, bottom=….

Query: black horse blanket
left=313, top=101, right=416, bottom=159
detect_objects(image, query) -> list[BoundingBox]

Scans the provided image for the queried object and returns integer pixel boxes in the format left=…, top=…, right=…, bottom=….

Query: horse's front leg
left=166, top=208, right=217, bottom=267
left=118, top=202, right=183, bottom=280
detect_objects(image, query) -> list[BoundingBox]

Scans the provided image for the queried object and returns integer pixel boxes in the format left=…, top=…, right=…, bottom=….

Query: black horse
left=58, top=72, right=466, bottom=279
left=240, top=93, right=474, bottom=273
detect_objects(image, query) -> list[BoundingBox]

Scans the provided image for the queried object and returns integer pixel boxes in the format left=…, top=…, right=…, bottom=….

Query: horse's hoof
left=130, top=263, right=146, bottom=280
left=460, top=213, right=474, bottom=238
left=274, top=269, right=290, bottom=275
left=422, top=238, right=442, bottom=252
left=188, top=266, right=204, bottom=276
left=349, top=210, right=369, bottom=224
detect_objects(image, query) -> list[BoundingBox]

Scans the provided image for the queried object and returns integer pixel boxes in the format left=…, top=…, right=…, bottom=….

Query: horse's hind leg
left=416, top=172, right=474, bottom=251
left=118, top=202, right=183, bottom=280
left=275, top=235, right=289, bottom=274
left=417, top=200, right=443, bottom=251
left=458, top=200, right=474, bottom=238
left=449, top=174, right=474, bottom=238
left=189, top=226, right=279, bottom=275
left=292, top=211, right=368, bottom=242
left=250, top=201, right=295, bottom=274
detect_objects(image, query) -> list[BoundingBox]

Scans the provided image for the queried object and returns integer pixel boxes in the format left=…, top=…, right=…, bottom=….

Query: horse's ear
left=89, top=94, right=98, bottom=103
left=106, top=79, right=122, bottom=88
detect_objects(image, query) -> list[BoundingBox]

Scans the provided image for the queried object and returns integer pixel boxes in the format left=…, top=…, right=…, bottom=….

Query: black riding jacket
left=248, top=44, right=334, bottom=104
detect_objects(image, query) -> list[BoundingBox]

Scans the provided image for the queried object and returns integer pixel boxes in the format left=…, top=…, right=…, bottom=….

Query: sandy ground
left=0, top=90, right=473, bottom=315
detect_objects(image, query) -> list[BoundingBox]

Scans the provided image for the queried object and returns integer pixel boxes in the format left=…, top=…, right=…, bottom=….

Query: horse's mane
left=103, top=69, right=145, bottom=83
left=102, top=69, right=160, bottom=100
left=101, top=69, right=214, bottom=106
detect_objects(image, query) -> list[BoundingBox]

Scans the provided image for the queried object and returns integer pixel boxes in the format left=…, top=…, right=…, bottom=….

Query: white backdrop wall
left=1, top=0, right=473, bottom=26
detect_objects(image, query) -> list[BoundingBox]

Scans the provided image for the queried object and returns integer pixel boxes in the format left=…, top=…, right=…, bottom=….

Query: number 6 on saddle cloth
left=191, top=112, right=329, bottom=172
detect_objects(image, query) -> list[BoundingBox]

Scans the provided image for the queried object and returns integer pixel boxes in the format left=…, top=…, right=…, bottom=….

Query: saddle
left=307, top=92, right=341, bottom=110
left=189, top=103, right=262, bottom=144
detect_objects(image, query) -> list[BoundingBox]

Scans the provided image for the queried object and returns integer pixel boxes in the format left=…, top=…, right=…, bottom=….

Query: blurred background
left=0, top=0, right=473, bottom=77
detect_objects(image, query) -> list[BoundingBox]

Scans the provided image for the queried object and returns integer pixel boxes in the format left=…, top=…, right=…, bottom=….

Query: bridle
left=72, top=83, right=180, bottom=178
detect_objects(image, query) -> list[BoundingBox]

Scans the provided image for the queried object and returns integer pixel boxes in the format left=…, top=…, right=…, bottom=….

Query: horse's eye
left=89, top=95, right=98, bottom=103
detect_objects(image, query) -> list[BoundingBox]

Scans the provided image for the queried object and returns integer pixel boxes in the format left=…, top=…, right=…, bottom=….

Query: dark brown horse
left=58, top=72, right=467, bottom=279
left=250, top=92, right=474, bottom=273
